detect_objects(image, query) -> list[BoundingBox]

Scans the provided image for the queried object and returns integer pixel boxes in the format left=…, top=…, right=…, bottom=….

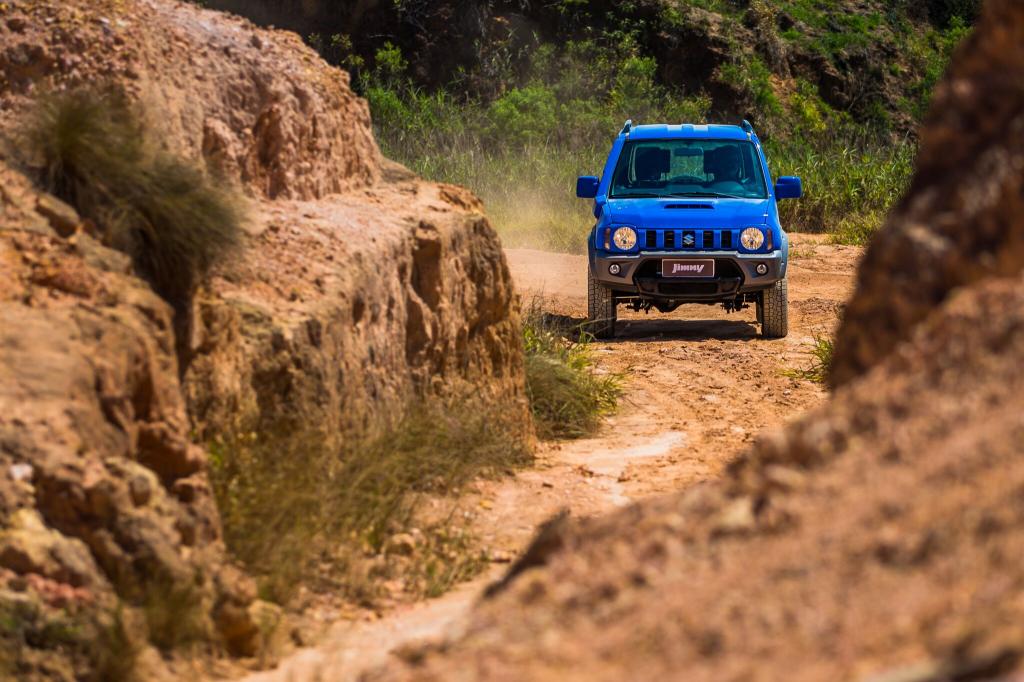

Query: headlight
left=612, top=226, right=637, bottom=250
left=740, top=227, right=765, bottom=250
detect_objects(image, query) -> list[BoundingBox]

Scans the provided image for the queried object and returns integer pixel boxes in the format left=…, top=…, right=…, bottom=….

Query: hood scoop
left=664, top=203, right=714, bottom=210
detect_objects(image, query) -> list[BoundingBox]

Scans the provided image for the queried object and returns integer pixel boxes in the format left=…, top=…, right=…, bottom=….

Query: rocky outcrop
left=370, top=2, right=1024, bottom=679
left=0, top=0, right=529, bottom=678
left=0, top=0, right=380, bottom=200
left=186, top=163, right=527, bottom=443
left=830, top=0, right=1024, bottom=386
left=0, top=162, right=264, bottom=678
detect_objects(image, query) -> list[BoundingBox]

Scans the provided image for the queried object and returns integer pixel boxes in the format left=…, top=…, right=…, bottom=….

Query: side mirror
left=775, top=176, right=803, bottom=200
left=576, top=176, right=600, bottom=199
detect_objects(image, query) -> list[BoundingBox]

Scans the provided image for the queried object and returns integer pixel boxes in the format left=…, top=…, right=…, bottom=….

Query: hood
left=602, top=197, right=770, bottom=229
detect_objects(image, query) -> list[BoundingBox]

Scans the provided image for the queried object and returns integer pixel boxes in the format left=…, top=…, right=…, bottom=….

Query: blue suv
left=576, top=120, right=802, bottom=339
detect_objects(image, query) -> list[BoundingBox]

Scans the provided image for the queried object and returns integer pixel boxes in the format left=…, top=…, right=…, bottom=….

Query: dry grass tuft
left=209, top=398, right=531, bottom=604
left=523, top=300, right=623, bottom=439
left=14, top=87, right=244, bottom=308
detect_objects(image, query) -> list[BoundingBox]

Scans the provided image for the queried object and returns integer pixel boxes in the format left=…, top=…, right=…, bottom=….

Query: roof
left=625, top=124, right=752, bottom=141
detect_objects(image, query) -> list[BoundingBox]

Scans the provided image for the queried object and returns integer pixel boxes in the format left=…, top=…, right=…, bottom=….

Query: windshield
left=610, top=139, right=768, bottom=199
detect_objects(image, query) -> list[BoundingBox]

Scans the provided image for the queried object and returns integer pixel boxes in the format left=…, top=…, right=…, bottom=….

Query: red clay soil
left=369, top=273, right=1024, bottom=682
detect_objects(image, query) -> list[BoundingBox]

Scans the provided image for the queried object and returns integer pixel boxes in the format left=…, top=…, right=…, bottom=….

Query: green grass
left=785, top=333, right=835, bottom=384
left=364, top=36, right=919, bottom=252
left=209, top=398, right=531, bottom=604
left=14, top=88, right=244, bottom=308
left=767, top=138, right=914, bottom=240
left=523, top=301, right=623, bottom=439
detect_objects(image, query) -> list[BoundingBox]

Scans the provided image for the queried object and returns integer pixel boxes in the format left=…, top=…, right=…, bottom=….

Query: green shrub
left=785, top=333, right=835, bottom=384
left=523, top=302, right=622, bottom=439
left=210, top=398, right=531, bottom=604
left=17, top=89, right=243, bottom=308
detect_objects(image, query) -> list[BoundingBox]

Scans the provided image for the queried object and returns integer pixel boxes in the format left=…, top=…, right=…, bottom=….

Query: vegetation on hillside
left=209, top=398, right=531, bottom=603
left=211, top=309, right=622, bottom=603
left=14, top=89, right=244, bottom=308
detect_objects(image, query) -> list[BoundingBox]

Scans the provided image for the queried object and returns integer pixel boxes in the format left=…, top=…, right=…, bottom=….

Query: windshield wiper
left=611, top=193, right=663, bottom=198
left=669, top=191, right=744, bottom=199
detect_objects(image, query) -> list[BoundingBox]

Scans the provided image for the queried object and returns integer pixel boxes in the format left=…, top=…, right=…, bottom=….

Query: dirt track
left=239, top=233, right=861, bottom=682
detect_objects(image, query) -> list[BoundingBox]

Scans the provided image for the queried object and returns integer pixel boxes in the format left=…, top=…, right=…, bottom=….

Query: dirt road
left=238, top=234, right=861, bottom=682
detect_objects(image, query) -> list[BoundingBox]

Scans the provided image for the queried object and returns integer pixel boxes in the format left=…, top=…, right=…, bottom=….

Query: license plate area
left=662, top=259, right=715, bottom=278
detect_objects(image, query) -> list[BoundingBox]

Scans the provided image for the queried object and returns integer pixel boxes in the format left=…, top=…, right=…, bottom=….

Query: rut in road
left=236, top=234, right=860, bottom=682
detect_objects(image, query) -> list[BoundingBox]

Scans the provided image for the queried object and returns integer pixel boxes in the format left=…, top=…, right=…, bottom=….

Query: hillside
left=201, top=0, right=974, bottom=253
left=204, top=0, right=974, bottom=136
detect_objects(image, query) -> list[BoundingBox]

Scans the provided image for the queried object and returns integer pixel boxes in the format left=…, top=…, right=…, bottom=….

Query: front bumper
left=590, top=249, right=787, bottom=300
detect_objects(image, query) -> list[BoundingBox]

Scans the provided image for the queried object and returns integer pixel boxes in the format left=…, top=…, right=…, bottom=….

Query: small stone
left=128, top=474, right=152, bottom=506
left=35, top=194, right=80, bottom=237
left=386, top=533, right=417, bottom=557
left=712, top=497, right=756, bottom=536
left=250, top=34, right=263, bottom=49
left=762, top=465, right=807, bottom=492
left=8, top=463, right=33, bottom=483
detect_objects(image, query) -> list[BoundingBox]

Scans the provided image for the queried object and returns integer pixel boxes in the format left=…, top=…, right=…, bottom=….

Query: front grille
left=638, top=229, right=738, bottom=251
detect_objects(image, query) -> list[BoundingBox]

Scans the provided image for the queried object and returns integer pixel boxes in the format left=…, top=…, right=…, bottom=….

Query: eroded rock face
left=186, top=164, right=528, bottom=443
left=0, top=163, right=259, bottom=676
left=0, top=0, right=381, bottom=200
left=830, top=0, right=1024, bottom=386
left=0, top=0, right=529, bottom=676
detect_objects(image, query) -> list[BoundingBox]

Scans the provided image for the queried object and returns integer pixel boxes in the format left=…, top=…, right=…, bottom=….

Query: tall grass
left=209, top=398, right=531, bottom=604
left=15, top=88, right=243, bottom=308
left=767, top=139, right=914, bottom=244
left=366, top=44, right=917, bottom=252
left=523, top=302, right=623, bottom=439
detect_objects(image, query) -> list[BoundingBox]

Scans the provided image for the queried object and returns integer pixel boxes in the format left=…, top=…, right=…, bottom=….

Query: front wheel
left=587, top=268, right=616, bottom=339
left=759, top=278, right=788, bottom=339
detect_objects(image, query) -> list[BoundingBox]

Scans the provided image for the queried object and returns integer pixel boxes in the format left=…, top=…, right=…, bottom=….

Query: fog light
left=756, top=263, right=769, bottom=276
left=609, top=263, right=622, bottom=276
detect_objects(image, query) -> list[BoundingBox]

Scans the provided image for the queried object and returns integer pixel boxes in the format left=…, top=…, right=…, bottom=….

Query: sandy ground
left=235, top=234, right=861, bottom=682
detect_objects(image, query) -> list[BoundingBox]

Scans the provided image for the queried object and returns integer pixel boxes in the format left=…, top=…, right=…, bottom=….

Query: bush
left=523, top=302, right=622, bottom=439
left=16, top=89, right=243, bottom=308
left=210, top=398, right=531, bottom=604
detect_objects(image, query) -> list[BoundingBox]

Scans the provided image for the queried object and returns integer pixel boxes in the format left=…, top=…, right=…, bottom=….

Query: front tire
left=587, top=268, right=616, bottom=339
left=759, top=278, right=788, bottom=339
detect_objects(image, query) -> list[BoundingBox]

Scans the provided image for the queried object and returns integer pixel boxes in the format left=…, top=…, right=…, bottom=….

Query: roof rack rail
left=621, top=119, right=633, bottom=135
left=741, top=119, right=754, bottom=139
